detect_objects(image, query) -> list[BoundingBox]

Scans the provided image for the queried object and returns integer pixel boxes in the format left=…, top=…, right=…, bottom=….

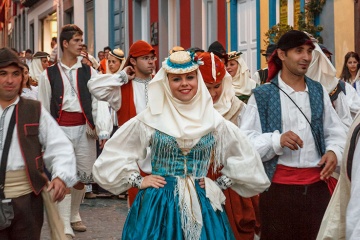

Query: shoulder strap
left=0, top=109, right=16, bottom=199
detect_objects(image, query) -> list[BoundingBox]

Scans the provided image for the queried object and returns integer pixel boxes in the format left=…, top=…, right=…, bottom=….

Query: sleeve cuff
left=98, top=131, right=110, bottom=140
left=272, top=130, right=284, bottom=155
left=118, top=71, right=129, bottom=84
left=128, top=172, right=143, bottom=189
left=215, top=175, right=233, bottom=190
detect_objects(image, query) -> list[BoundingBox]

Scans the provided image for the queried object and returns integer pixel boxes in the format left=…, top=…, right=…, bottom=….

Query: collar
left=277, top=71, right=309, bottom=94
left=132, top=77, right=152, bottom=84
left=0, top=96, right=19, bottom=112
left=59, top=56, right=83, bottom=71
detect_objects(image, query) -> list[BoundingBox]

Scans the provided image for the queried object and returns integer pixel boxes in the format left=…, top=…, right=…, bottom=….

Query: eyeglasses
left=139, top=56, right=157, bottom=62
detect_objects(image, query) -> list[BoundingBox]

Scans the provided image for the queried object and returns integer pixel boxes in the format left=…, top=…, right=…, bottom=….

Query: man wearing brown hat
left=240, top=30, right=346, bottom=239
left=0, top=47, right=77, bottom=239
left=88, top=40, right=156, bottom=206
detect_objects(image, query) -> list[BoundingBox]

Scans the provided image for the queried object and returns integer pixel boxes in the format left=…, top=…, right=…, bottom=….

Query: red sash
left=58, top=111, right=86, bottom=126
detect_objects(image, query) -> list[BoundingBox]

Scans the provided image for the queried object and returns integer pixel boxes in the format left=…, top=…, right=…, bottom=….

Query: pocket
left=24, top=123, right=39, bottom=136
left=0, top=200, right=14, bottom=230
left=35, top=155, right=44, bottom=171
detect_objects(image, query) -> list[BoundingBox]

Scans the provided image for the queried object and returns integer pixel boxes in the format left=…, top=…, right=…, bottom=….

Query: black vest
left=16, top=98, right=47, bottom=195
left=46, top=63, right=94, bottom=128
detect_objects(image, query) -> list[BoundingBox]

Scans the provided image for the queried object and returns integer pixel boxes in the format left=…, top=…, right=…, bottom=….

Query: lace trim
left=215, top=175, right=233, bottom=190
left=128, top=172, right=143, bottom=188
left=118, top=71, right=129, bottom=84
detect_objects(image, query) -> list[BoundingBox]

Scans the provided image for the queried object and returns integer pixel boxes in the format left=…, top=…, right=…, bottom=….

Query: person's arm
left=38, top=107, right=77, bottom=188
left=92, top=118, right=153, bottom=194
left=87, top=67, right=132, bottom=111
left=240, top=95, right=284, bottom=161
left=215, top=120, right=270, bottom=197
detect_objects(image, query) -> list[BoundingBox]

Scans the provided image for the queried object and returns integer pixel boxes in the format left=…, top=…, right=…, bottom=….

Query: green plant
left=264, top=0, right=326, bottom=45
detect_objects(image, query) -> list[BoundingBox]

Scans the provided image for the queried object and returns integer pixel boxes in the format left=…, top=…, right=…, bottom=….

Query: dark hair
left=52, top=37, right=57, bottom=42
left=59, top=24, right=83, bottom=51
left=103, top=46, right=111, bottom=52
left=22, top=63, right=31, bottom=88
left=25, top=49, right=32, bottom=54
left=340, top=51, right=360, bottom=82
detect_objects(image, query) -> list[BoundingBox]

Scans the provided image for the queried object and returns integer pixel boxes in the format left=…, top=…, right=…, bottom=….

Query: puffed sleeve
left=216, top=120, right=270, bottom=197
left=92, top=118, right=153, bottom=194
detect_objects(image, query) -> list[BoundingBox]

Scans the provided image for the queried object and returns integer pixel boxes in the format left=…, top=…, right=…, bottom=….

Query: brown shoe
left=84, top=192, right=97, bottom=199
left=71, top=221, right=87, bottom=232
left=65, top=234, right=73, bottom=239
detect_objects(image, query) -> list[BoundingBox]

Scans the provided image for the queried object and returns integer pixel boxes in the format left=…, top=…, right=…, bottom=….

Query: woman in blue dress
left=92, top=51, right=270, bottom=240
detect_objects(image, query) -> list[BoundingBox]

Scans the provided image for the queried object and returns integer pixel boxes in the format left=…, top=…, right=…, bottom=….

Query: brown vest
left=16, top=98, right=46, bottom=195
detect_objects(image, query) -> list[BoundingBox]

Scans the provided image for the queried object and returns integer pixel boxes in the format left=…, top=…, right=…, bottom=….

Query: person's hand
left=199, top=178, right=205, bottom=189
left=280, top=131, right=303, bottom=150
left=123, top=66, right=135, bottom=80
left=47, top=177, right=67, bottom=202
left=99, top=139, right=107, bottom=149
left=140, top=175, right=166, bottom=189
left=318, top=151, right=337, bottom=180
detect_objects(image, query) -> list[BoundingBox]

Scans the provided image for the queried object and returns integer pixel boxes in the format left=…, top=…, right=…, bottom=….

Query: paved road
left=41, top=195, right=128, bottom=240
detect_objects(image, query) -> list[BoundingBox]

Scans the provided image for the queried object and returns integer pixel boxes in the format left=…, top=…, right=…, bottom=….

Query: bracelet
left=128, top=172, right=143, bottom=189
left=215, top=175, right=233, bottom=190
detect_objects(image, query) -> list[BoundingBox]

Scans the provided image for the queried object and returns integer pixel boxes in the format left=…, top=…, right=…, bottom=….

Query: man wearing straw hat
left=0, top=47, right=77, bottom=239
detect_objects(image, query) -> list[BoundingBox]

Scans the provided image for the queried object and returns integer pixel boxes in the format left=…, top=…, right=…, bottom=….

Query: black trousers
left=0, top=192, right=43, bottom=240
left=259, top=181, right=330, bottom=240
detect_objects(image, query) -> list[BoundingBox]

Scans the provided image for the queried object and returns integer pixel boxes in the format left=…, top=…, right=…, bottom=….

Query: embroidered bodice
left=151, top=130, right=215, bottom=177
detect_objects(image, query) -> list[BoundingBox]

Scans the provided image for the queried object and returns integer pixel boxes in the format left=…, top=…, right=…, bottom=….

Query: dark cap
left=33, top=51, right=50, bottom=59
left=277, top=30, right=315, bottom=51
left=262, top=44, right=277, bottom=56
left=187, top=47, right=205, bottom=54
left=318, top=44, right=332, bottom=55
left=208, top=41, right=228, bottom=63
left=0, top=47, right=24, bottom=69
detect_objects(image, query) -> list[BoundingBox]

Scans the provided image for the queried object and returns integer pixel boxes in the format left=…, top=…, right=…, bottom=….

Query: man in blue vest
left=240, top=30, right=346, bottom=239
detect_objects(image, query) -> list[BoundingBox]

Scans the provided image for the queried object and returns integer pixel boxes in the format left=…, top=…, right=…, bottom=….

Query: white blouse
left=92, top=117, right=270, bottom=198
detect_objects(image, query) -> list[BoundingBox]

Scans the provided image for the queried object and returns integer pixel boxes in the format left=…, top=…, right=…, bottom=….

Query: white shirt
left=37, top=57, right=112, bottom=139
left=87, top=72, right=149, bottom=115
left=240, top=75, right=346, bottom=168
left=1, top=97, right=77, bottom=187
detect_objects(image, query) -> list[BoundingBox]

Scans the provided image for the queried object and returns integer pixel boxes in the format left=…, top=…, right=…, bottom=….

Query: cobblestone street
left=41, top=195, right=128, bottom=240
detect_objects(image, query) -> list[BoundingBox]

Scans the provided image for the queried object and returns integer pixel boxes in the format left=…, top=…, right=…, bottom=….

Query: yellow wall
left=260, top=0, right=269, bottom=68
left=334, top=0, right=354, bottom=76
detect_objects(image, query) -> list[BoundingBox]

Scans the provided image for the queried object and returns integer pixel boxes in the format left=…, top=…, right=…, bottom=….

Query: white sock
left=57, top=194, right=74, bottom=236
left=70, top=187, right=85, bottom=223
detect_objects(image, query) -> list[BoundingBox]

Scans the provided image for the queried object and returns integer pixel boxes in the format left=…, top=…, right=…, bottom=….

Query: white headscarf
left=136, top=61, right=223, bottom=140
left=231, top=56, right=257, bottom=96
left=211, top=74, right=235, bottom=116
left=306, top=42, right=338, bottom=93
left=29, top=58, right=45, bottom=83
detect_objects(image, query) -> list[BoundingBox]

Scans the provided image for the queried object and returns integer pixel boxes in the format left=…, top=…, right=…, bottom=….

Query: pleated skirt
left=122, top=177, right=235, bottom=240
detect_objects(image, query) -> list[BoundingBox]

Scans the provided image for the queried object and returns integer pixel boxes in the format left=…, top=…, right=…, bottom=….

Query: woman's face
left=23, top=67, right=29, bottom=87
left=108, top=55, right=122, bottom=74
left=225, top=60, right=238, bottom=77
left=41, top=57, right=49, bottom=70
left=347, top=57, right=359, bottom=74
left=205, top=81, right=223, bottom=103
left=168, top=70, right=198, bottom=102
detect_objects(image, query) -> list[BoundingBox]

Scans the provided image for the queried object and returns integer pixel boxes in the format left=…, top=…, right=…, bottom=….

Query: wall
left=94, top=0, right=109, bottom=56
left=334, top=0, right=354, bottom=76
left=259, top=0, right=269, bottom=68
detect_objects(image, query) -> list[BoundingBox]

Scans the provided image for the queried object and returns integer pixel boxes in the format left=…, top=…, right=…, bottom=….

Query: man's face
left=63, top=33, right=83, bottom=57
left=0, top=65, right=23, bottom=105
left=51, top=40, right=56, bottom=48
left=98, top=52, right=105, bottom=61
left=131, top=53, right=156, bottom=77
left=104, top=50, right=110, bottom=59
left=278, top=44, right=313, bottom=77
left=25, top=52, right=32, bottom=59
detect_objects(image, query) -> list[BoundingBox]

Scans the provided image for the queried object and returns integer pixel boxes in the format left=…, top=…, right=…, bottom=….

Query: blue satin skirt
left=122, top=177, right=235, bottom=240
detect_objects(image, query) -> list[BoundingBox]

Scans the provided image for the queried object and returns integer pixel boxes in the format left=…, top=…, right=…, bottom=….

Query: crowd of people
left=1, top=24, right=360, bottom=240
